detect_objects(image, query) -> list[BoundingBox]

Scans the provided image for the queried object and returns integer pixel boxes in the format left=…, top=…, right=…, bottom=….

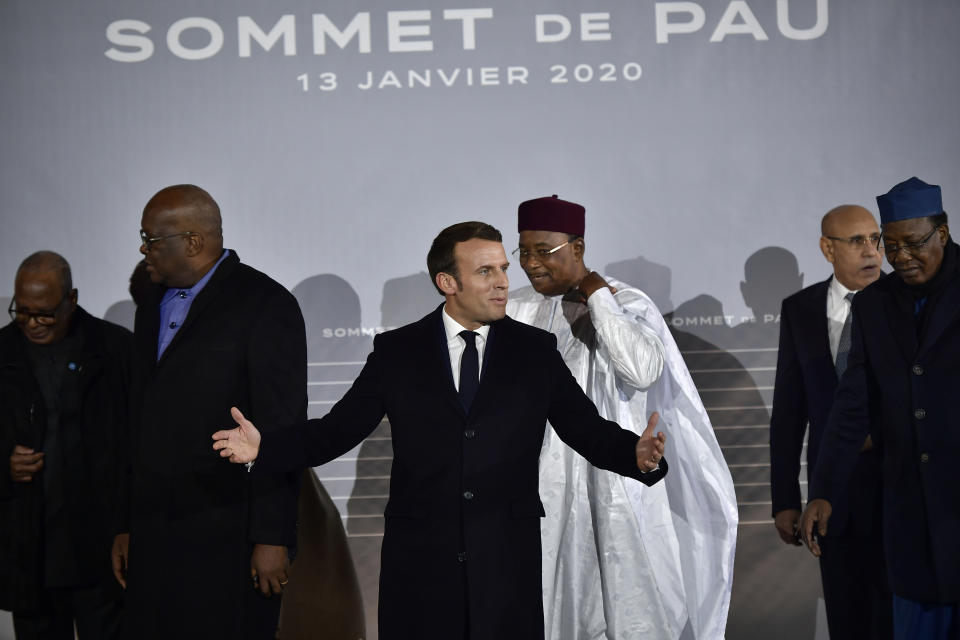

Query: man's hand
left=212, top=407, right=262, bottom=464
left=635, top=412, right=666, bottom=472
left=799, top=498, right=832, bottom=557
left=10, top=445, right=44, bottom=483
left=250, top=544, right=290, bottom=597
left=773, top=509, right=803, bottom=546
left=112, top=533, right=130, bottom=588
left=575, top=271, right=618, bottom=301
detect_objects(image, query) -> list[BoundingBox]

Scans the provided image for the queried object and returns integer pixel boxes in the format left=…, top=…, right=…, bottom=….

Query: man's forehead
left=142, top=205, right=186, bottom=230
left=882, top=217, right=935, bottom=238
left=519, top=229, right=568, bottom=245
left=14, top=271, right=61, bottom=297
left=835, top=216, right=879, bottom=234
left=455, top=238, right=507, bottom=263
left=826, top=207, right=877, bottom=233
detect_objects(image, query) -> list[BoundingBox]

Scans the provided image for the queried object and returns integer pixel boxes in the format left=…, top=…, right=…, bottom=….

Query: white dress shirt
left=827, top=276, right=857, bottom=361
left=441, top=306, right=490, bottom=391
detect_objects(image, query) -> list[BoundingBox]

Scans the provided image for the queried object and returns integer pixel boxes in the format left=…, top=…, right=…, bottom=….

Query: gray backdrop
left=1, top=1, right=958, bottom=638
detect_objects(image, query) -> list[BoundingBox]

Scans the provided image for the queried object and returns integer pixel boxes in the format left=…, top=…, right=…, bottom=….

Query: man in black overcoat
left=114, top=185, right=304, bottom=639
left=0, top=251, right=130, bottom=638
left=213, top=221, right=669, bottom=640
left=769, top=204, right=891, bottom=637
left=801, top=177, right=960, bottom=639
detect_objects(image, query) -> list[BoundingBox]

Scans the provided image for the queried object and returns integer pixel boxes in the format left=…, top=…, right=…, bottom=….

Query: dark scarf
left=892, top=237, right=959, bottom=340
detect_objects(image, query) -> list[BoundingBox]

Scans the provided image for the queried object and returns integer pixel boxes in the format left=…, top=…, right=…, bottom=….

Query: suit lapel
left=882, top=283, right=918, bottom=362
left=157, top=252, right=237, bottom=368
left=468, top=320, right=503, bottom=416
left=427, top=306, right=466, bottom=418
left=918, top=273, right=960, bottom=359
left=806, top=278, right=836, bottom=384
left=137, top=286, right=163, bottom=373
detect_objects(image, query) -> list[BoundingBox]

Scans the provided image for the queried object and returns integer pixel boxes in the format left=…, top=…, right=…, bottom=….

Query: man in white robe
left=506, top=195, right=738, bottom=639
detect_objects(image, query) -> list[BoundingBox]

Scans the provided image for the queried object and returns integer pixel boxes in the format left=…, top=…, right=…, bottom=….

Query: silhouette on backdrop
left=291, top=274, right=375, bottom=638
left=604, top=256, right=674, bottom=313
left=380, top=272, right=438, bottom=328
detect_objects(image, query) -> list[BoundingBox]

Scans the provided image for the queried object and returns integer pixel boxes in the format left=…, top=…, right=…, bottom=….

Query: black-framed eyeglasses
left=512, top=241, right=570, bottom=261
left=8, top=296, right=69, bottom=326
left=877, top=225, right=942, bottom=258
left=826, top=233, right=882, bottom=249
left=140, top=229, right=196, bottom=250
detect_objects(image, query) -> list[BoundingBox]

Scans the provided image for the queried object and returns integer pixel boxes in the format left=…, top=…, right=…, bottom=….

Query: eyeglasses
left=877, top=225, right=941, bottom=258
left=140, top=229, right=196, bottom=250
left=8, top=296, right=69, bottom=326
left=511, top=241, right=569, bottom=261
left=826, top=233, right=882, bottom=248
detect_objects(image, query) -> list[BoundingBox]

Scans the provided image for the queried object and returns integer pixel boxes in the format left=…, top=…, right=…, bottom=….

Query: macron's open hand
left=212, top=407, right=262, bottom=464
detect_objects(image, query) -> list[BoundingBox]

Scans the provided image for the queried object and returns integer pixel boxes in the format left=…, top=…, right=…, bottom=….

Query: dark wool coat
left=0, top=308, right=131, bottom=613
left=812, top=252, right=960, bottom=604
left=256, top=305, right=668, bottom=640
left=123, top=252, right=304, bottom=639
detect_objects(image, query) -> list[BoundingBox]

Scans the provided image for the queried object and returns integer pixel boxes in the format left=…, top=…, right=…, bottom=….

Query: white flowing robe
left=507, top=280, right=737, bottom=640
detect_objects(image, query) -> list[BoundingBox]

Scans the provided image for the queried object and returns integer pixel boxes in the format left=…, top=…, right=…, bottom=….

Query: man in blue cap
left=800, top=177, right=959, bottom=639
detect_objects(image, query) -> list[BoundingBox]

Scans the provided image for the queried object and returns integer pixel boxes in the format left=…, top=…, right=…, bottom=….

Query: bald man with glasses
left=0, top=251, right=132, bottom=639
left=770, top=204, right=891, bottom=639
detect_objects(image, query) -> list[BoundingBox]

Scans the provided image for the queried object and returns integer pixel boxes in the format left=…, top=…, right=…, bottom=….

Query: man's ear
left=436, top=272, right=458, bottom=296
left=819, top=236, right=835, bottom=264
left=572, top=237, right=585, bottom=263
left=184, top=232, right=204, bottom=258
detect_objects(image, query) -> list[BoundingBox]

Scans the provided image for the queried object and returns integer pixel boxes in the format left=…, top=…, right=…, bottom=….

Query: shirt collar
left=441, top=306, right=491, bottom=344
left=828, top=273, right=857, bottom=306
left=161, top=249, right=230, bottom=304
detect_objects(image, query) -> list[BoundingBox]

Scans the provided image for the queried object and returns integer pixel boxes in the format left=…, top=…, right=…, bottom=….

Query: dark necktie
left=458, top=330, right=479, bottom=411
left=835, top=292, right=855, bottom=378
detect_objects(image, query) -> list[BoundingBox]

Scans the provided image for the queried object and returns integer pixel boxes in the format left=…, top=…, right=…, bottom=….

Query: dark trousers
left=819, top=531, right=893, bottom=640
left=13, top=584, right=122, bottom=640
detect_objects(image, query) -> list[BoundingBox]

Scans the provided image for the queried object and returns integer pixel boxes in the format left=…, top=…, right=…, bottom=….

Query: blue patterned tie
left=835, top=292, right=855, bottom=378
left=459, top=330, right=479, bottom=411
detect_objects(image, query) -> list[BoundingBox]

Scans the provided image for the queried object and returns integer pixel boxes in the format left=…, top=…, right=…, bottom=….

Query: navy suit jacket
left=770, top=277, right=883, bottom=535
left=257, top=305, right=667, bottom=640
left=811, top=260, right=960, bottom=603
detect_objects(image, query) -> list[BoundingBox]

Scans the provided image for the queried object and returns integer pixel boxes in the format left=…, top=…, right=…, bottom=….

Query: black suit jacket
left=770, top=277, right=882, bottom=535
left=256, top=305, right=667, bottom=640
left=124, top=251, right=305, bottom=637
left=0, top=309, right=131, bottom=612
left=811, top=259, right=960, bottom=603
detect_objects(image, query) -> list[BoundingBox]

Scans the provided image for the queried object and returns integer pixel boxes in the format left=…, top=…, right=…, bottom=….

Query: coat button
left=169, top=321, right=177, bottom=329
left=464, top=429, right=476, bottom=439
left=912, top=364, right=924, bottom=375
left=462, top=491, right=474, bottom=500
left=920, top=453, right=930, bottom=463
left=914, top=408, right=926, bottom=420
left=457, top=552, right=466, bottom=563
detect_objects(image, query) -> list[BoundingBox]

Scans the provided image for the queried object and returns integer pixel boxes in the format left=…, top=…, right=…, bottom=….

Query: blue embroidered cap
left=876, top=177, right=943, bottom=224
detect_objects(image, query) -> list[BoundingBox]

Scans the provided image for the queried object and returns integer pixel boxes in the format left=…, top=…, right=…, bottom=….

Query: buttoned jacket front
left=257, top=304, right=666, bottom=640
left=811, top=261, right=960, bottom=603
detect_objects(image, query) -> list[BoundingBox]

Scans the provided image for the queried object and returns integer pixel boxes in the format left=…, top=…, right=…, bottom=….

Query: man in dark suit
left=114, top=185, right=304, bottom=639
left=212, top=221, right=669, bottom=640
left=770, top=204, right=891, bottom=637
left=0, top=251, right=130, bottom=639
left=801, top=178, right=960, bottom=639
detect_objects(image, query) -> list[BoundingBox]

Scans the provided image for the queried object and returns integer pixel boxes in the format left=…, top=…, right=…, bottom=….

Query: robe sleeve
left=587, top=287, right=665, bottom=390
